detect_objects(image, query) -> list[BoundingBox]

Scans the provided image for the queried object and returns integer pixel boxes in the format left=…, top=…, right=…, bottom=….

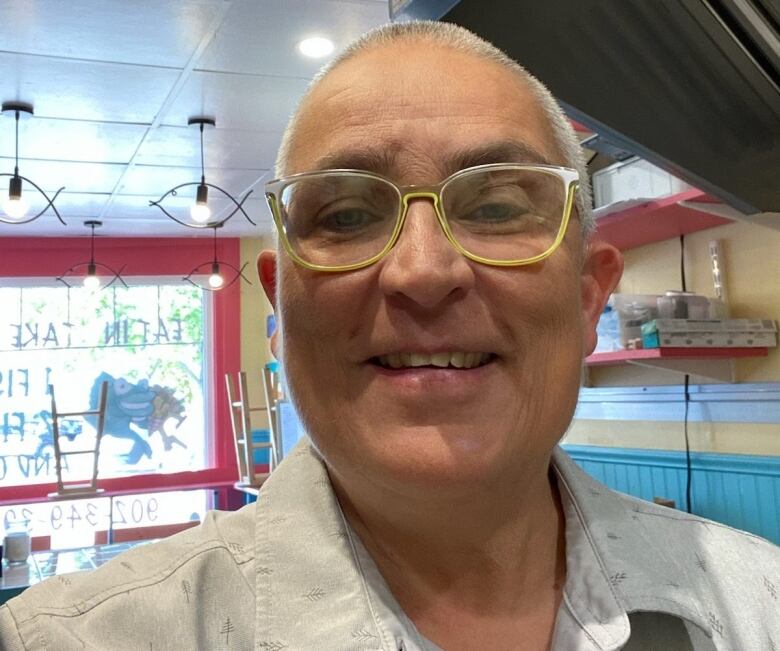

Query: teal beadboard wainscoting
left=562, top=444, right=780, bottom=545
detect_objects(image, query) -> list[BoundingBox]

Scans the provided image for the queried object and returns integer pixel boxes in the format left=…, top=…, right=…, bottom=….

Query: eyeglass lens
left=278, top=167, right=566, bottom=267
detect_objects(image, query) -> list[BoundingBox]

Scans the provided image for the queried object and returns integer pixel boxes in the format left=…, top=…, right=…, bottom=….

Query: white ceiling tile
left=0, top=0, right=226, bottom=68
left=0, top=53, right=180, bottom=123
left=118, top=164, right=269, bottom=197
left=46, top=192, right=111, bottom=219
left=135, top=125, right=282, bottom=170
left=161, top=70, right=310, bottom=132
left=198, top=0, right=389, bottom=77
left=0, top=117, right=147, bottom=163
left=0, top=158, right=126, bottom=193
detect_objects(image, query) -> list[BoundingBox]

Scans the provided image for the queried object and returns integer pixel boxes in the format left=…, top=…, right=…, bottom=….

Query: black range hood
left=391, top=0, right=780, bottom=217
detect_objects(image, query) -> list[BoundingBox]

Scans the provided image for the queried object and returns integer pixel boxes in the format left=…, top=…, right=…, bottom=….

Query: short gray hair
left=275, top=20, right=594, bottom=236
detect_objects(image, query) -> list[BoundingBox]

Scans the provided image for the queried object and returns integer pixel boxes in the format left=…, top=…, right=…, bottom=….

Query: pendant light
left=183, top=224, right=251, bottom=291
left=1, top=102, right=66, bottom=225
left=149, top=117, right=256, bottom=228
left=56, top=221, right=127, bottom=290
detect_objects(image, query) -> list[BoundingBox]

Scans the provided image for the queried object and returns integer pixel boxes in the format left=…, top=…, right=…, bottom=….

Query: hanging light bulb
left=56, top=221, right=126, bottom=290
left=183, top=225, right=251, bottom=291
left=1, top=101, right=65, bottom=225
left=190, top=182, right=211, bottom=223
left=83, top=262, right=101, bottom=290
left=2, top=175, right=28, bottom=220
left=208, top=261, right=224, bottom=289
left=151, top=116, right=255, bottom=229
left=189, top=117, right=214, bottom=225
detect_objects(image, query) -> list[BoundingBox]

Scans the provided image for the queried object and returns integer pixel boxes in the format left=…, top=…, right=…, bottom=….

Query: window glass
left=0, top=490, right=210, bottom=549
left=0, top=282, right=209, bottom=487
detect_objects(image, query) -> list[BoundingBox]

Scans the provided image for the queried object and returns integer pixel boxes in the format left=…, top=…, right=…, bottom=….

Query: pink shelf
left=593, top=189, right=732, bottom=250
left=586, top=347, right=768, bottom=366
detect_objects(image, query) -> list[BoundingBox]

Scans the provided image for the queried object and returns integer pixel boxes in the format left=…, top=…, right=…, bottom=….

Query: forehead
left=287, top=41, right=561, bottom=179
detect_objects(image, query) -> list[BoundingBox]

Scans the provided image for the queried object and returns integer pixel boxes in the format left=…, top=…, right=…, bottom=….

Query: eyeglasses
left=264, top=163, right=579, bottom=272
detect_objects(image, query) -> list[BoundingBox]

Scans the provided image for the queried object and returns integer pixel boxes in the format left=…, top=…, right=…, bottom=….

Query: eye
left=319, top=207, right=380, bottom=232
left=461, top=202, right=522, bottom=223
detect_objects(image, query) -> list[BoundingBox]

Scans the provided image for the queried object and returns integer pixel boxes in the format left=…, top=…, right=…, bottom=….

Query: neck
left=331, top=453, right=567, bottom=647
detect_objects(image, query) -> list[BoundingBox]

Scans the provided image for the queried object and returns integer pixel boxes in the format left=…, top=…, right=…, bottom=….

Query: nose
left=377, top=197, right=475, bottom=310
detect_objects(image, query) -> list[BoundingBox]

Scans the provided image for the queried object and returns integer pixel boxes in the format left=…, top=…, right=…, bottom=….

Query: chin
left=317, top=422, right=514, bottom=493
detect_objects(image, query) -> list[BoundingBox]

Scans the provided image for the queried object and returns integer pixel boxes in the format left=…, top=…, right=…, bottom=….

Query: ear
left=580, top=240, right=623, bottom=357
left=258, top=249, right=278, bottom=307
left=258, top=250, right=280, bottom=359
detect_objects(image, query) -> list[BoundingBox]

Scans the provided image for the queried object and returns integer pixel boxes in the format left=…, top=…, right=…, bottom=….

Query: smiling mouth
left=372, top=351, right=496, bottom=370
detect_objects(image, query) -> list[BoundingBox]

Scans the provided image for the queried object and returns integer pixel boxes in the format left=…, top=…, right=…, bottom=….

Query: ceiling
left=0, top=0, right=390, bottom=238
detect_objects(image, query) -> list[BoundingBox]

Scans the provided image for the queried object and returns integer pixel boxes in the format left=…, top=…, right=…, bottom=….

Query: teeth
left=450, top=351, right=465, bottom=368
left=376, top=352, right=492, bottom=370
left=431, top=352, right=450, bottom=368
left=410, top=353, right=429, bottom=367
left=386, top=353, right=402, bottom=369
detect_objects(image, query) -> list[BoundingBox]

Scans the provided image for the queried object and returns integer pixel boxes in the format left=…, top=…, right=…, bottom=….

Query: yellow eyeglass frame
left=264, top=163, right=579, bottom=273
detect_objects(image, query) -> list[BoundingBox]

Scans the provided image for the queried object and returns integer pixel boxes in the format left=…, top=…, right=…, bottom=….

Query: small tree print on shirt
left=182, top=580, right=193, bottom=604
left=221, top=617, right=235, bottom=645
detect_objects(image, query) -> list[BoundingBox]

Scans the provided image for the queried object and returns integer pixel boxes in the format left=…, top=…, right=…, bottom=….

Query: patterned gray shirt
left=1, top=440, right=778, bottom=649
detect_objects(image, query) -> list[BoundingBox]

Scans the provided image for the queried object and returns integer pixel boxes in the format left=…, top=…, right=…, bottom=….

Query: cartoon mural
left=88, top=373, right=187, bottom=464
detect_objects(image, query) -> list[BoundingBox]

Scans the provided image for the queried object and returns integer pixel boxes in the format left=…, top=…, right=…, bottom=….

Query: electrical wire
left=680, top=234, right=693, bottom=513
left=14, top=109, right=20, bottom=176
left=684, top=373, right=692, bottom=513
left=199, top=122, right=206, bottom=185
left=90, top=222, right=96, bottom=264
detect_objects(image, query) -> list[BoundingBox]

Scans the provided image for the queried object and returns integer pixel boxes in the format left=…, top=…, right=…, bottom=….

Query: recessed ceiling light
left=298, top=37, right=335, bottom=59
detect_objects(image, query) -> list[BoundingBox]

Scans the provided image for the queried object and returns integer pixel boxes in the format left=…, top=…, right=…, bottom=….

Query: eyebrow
left=310, top=139, right=553, bottom=176
left=311, top=148, right=399, bottom=174
left=447, top=141, right=553, bottom=170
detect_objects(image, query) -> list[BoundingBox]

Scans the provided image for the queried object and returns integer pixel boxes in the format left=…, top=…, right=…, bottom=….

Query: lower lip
left=367, top=359, right=496, bottom=393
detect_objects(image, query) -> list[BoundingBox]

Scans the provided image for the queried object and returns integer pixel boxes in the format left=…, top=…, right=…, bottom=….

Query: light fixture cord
left=14, top=110, right=20, bottom=176
left=213, top=226, right=218, bottom=263
left=200, top=122, right=206, bottom=184
left=90, top=223, right=96, bottom=264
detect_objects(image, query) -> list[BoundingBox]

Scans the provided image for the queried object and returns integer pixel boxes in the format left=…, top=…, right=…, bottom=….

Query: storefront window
left=0, top=281, right=209, bottom=487
left=0, top=490, right=209, bottom=548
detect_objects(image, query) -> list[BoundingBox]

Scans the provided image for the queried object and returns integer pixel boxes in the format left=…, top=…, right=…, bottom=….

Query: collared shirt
left=1, top=440, right=778, bottom=650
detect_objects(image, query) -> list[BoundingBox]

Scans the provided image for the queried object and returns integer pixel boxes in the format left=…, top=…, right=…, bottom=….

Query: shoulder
left=554, top=446, right=779, bottom=572
left=595, top=479, right=779, bottom=575
left=603, top=488, right=779, bottom=646
left=1, top=503, right=256, bottom=650
left=554, top=447, right=780, bottom=646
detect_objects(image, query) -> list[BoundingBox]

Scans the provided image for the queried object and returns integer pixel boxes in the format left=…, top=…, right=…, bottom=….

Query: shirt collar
left=254, top=441, right=412, bottom=650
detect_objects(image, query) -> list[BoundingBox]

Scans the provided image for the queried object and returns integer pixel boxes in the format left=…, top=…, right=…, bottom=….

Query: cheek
left=277, top=265, right=376, bottom=410
left=493, top=261, right=584, bottom=349
left=492, top=264, right=584, bottom=426
left=279, top=267, right=376, bottom=345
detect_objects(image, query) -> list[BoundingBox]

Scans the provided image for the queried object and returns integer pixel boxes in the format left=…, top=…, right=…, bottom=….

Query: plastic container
left=592, top=157, right=692, bottom=208
left=613, top=294, right=660, bottom=349
left=656, top=292, right=710, bottom=320
left=3, top=519, right=31, bottom=565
